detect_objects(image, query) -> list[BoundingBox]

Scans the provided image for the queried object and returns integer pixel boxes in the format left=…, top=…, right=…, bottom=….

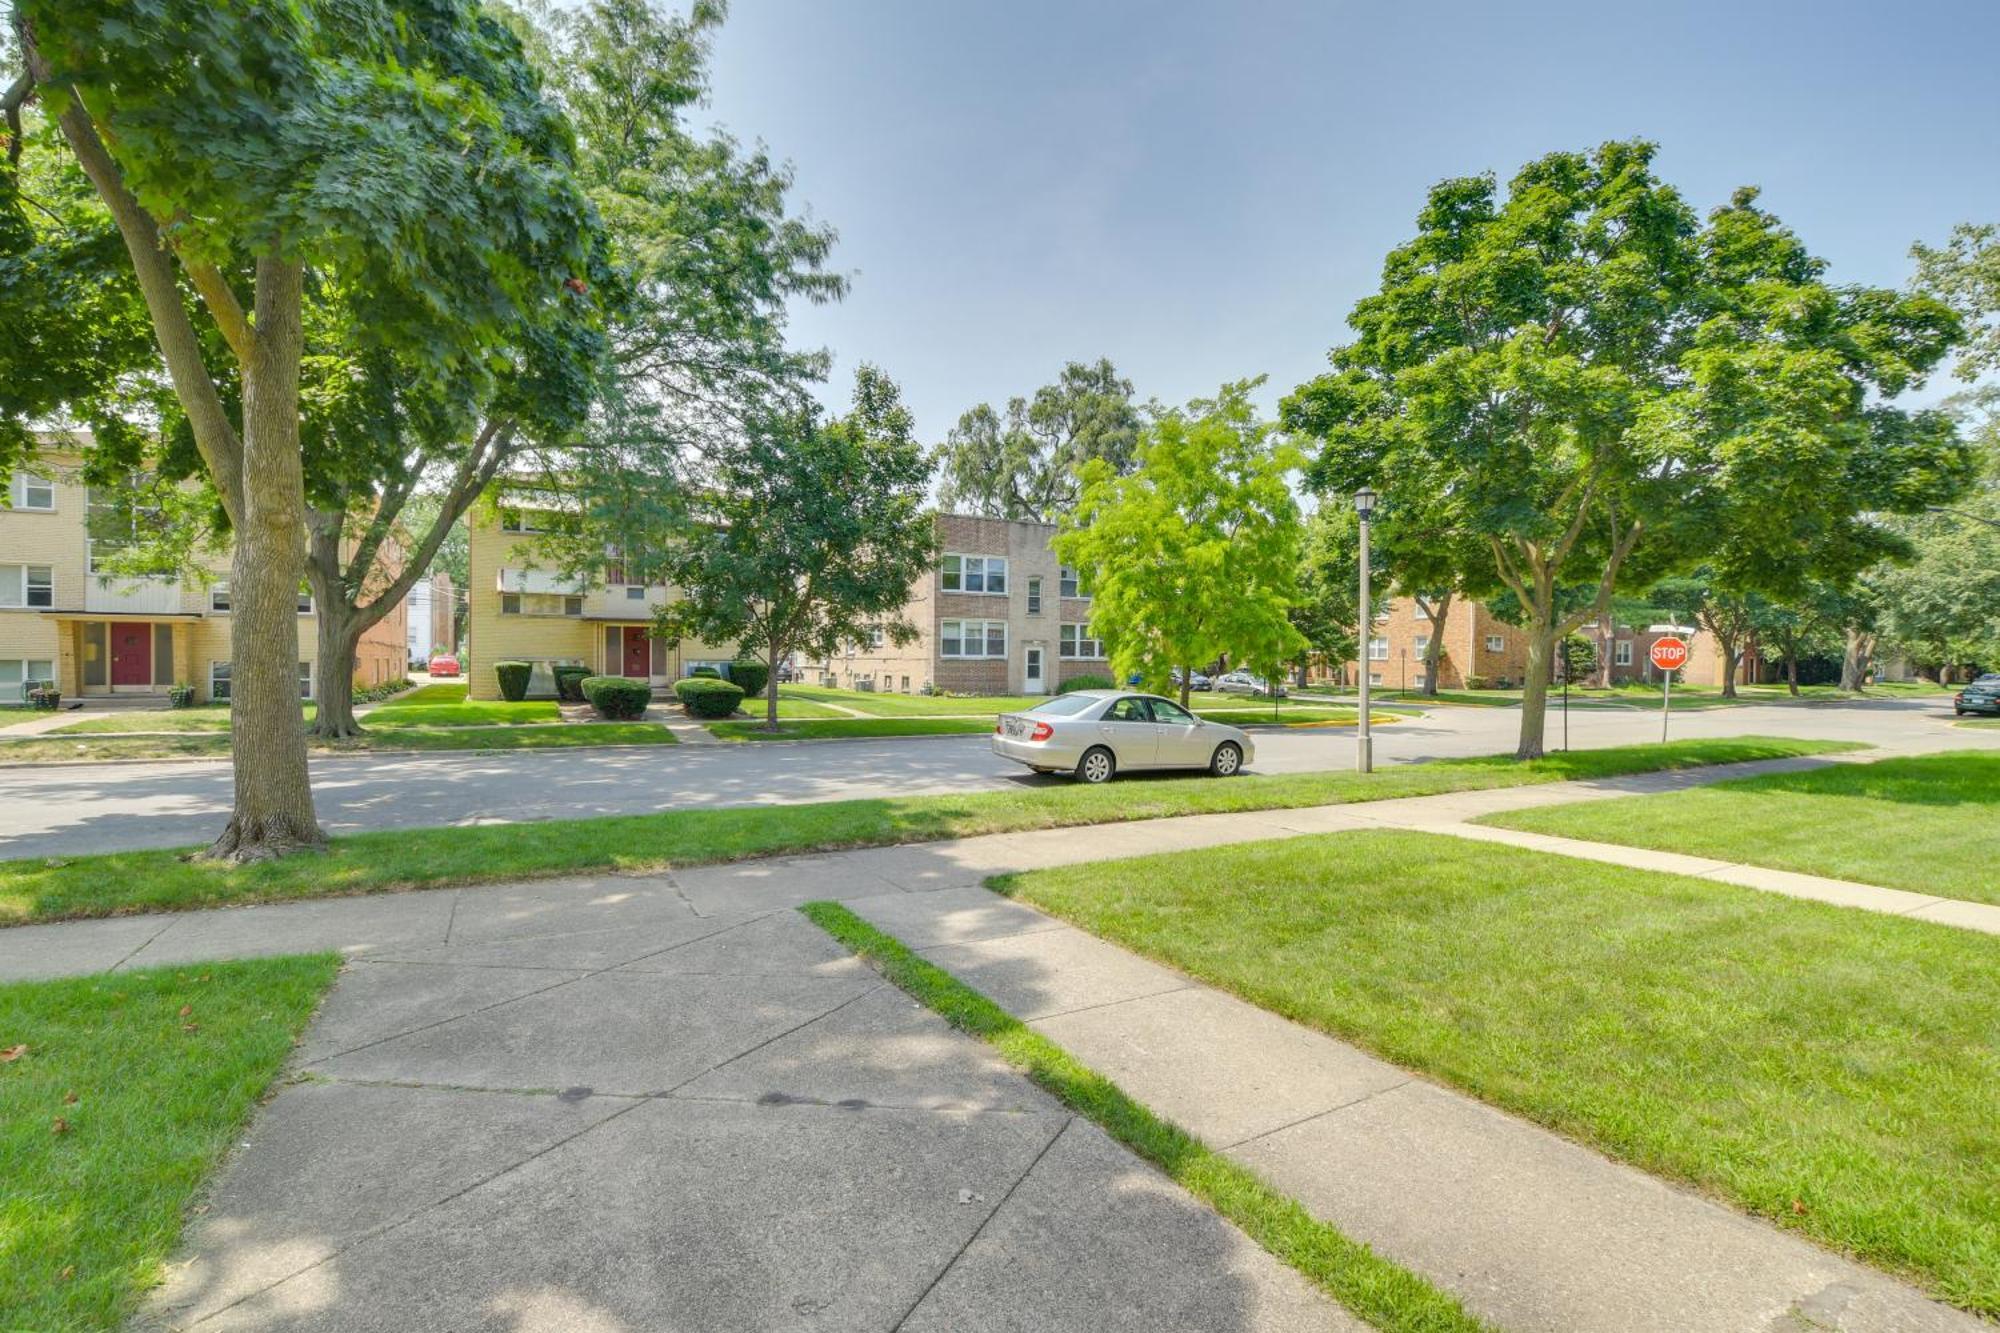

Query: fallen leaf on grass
left=178, top=1004, right=192, bottom=1018
left=63, top=1090, right=78, bottom=1104
left=51, top=1116, right=69, bottom=1134
left=1791, top=1199, right=1808, bottom=1216
left=0, top=1044, right=26, bottom=1062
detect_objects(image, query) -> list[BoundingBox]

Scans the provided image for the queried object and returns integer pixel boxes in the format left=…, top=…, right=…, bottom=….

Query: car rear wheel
left=1209, top=741, right=1243, bottom=777
left=1075, top=746, right=1116, bottom=784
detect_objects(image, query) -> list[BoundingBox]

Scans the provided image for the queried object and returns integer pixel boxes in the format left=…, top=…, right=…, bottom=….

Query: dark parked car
left=1954, top=678, right=2000, bottom=716
left=1171, top=668, right=1213, bottom=692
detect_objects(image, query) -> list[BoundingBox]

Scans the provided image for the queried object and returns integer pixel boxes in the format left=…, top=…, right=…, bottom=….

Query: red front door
left=111, top=622, right=151, bottom=687
left=622, top=626, right=650, bottom=679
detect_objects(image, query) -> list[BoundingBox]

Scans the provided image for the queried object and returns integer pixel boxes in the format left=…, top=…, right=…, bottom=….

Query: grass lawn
left=706, top=716, right=995, bottom=741
left=47, top=686, right=556, bottom=736
left=0, top=956, right=339, bottom=1330
left=0, top=736, right=1851, bottom=924
left=998, top=831, right=2000, bottom=1315
left=53, top=703, right=316, bottom=735
left=723, top=696, right=854, bottom=720
left=802, top=902, right=1489, bottom=1333
left=1193, top=707, right=1387, bottom=727
left=0, top=721, right=674, bottom=764
left=1480, top=751, right=2000, bottom=905
left=778, top=683, right=1043, bottom=716
left=363, top=697, right=560, bottom=726
left=1301, top=687, right=1522, bottom=709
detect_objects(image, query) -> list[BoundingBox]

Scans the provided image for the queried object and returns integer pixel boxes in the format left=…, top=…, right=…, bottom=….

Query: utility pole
left=1354, top=487, right=1376, bottom=773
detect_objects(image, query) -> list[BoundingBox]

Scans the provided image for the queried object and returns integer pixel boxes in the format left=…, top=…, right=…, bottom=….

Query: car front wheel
left=1076, top=746, right=1116, bottom=784
left=1209, top=741, right=1243, bottom=777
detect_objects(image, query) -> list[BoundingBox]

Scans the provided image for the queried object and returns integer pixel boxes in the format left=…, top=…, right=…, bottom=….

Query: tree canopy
left=1055, top=380, right=1304, bottom=703
left=1286, top=141, right=1969, bottom=756
left=657, top=365, right=936, bottom=728
left=936, top=358, right=1142, bottom=521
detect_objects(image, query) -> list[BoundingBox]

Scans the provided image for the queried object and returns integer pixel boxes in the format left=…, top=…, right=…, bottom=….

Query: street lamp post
left=1354, top=486, right=1376, bottom=773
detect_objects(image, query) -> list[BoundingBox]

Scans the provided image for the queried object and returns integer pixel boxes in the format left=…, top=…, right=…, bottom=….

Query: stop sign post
left=1650, top=636, right=1689, bottom=741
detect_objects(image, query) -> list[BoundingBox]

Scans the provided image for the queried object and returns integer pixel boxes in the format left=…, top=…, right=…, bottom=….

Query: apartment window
left=1615, top=640, right=1634, bottom=666
left=868, top=626, right=886, bottom=649
left=564, top=595, right=583, bottom=617
left=1368, top=672, right=1383, bottom=686
left=0, top=564, right=53, bottom=609
left=8, top=472, right=54, bottom=511
left=625, top=585, right=646, bottom=600
left=941, top=554, right=1007, bottom=594
left=209, top=582, right=231, bottom=613
left=940, top=619, right=1006, bottom=658
left=1026, top=576, right=1042, bottom=615
left=501, top=593, right=522, bottom=615
left=900, top=675, right=910, bottom=692
left=1413, top=635, right=1430, bottom=656
left=1367, top=636, right=1389, bottom=661
left=0, top=658, right=55, bottom=694
left=1485, top=634, right=1505, bottom=653
left=1414, top=602, right=1429, bottom=621
left=85, top=483, right=175, bottom=576
left=1059, top=565, right=1088, bottom=599
left=1059, top=623, right=1104, bottom=659
left=298, top=660, right=314, bottom=699
left=499, top=508, right=550, bottom=533
left=209, top=661, right=230, bottom=701
left=297, top=588, right=314, bottom=614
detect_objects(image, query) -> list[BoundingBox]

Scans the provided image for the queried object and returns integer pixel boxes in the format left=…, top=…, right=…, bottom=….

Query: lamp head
left=1354, top=486, right=1377, bottom=518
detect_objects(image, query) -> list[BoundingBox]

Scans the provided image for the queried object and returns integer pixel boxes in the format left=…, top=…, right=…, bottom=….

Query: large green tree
left=1055, top=381, right=1304, bottom=705
left=937, top=358, right=1142, bottom=521
left=1286, top=142, right=1967, bottom=757
left=655, top=366, right=936, bottom=729
left=296, top=0, right=838, bottom=737
left=10, top=0, right=598, bottom=856
left=1913, top=223, right=2000, bottom=380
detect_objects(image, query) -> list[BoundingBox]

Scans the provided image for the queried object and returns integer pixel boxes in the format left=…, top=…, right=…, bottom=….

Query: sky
left=698, top=1, right=2000, bottom=439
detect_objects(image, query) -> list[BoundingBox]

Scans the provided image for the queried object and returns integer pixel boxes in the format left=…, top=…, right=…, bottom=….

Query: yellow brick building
left=464, top=500, right=738, bottom=700
left=1, top=452, right=402, bottom=705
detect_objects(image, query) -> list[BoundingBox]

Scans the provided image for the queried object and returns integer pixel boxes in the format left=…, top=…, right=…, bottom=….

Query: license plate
left=1003, top=717, right=1029, bottom=739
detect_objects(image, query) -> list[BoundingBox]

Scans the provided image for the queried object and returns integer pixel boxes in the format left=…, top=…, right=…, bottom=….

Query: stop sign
left=1649, top=637, right=1689, bottom=672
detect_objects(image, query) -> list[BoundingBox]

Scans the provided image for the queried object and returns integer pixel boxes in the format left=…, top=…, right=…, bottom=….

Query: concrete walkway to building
left=6, top=748, right=1990, bottom=1331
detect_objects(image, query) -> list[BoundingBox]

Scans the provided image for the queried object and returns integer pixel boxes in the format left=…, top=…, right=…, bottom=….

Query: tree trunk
left=1180, top=667, right=1191, bottom=710
left=309, top=603, right=365, bottom=739
left=1785, top=644, right=1800, bottom=696
left=765, top=633, right=783, bottom=731
left=1840, top=628, right=1872, bottom=693
left=206, top=260, right=324, bottom=861
left=1421, top=592, right=1452, bottom=697
left=1717, top=635, right=1740, bottom=699
left=1516, top=620, right=1555, bottom=760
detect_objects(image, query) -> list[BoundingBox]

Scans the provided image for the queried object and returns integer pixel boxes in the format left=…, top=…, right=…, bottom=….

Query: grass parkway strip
left=994, top=830, right=2000, bottom=1316
left=0, top=736, right=1852, bottom=926
left=1479, top=751, right=2000, bottom=905
left=0, top=955, right=338, bottom=1331
left=801, top=901, right=1491, bottom=1333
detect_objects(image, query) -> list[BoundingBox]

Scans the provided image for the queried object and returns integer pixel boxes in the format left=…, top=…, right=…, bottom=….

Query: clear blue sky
left=699, top=1, right=2000, bottom=436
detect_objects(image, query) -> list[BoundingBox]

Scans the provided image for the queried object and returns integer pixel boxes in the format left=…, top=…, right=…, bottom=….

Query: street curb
left=0, top=734, right=685, bottom=771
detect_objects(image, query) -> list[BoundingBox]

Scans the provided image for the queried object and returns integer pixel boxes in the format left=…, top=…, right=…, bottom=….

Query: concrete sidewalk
left=138, top=885, right=1357, bottom=1332
left=840, top=886, right=1984, bottom=1333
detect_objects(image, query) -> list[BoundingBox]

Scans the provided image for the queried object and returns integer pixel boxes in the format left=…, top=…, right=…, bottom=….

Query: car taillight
left=994, top=721, right=1004, bottom=735
left=1029, top=721, right=1053, bottom=741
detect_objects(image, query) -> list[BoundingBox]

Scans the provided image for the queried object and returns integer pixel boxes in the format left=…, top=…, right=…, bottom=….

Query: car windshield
left=1027, top=694, right=1100, bottom=716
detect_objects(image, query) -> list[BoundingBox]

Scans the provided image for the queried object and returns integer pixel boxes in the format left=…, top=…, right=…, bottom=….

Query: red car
left=427, top=653, right=461, bottom=678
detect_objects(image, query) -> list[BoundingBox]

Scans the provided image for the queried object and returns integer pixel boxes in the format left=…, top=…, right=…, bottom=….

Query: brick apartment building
left=813, top=513, right=1106, bottom=696
left=1335, top=595, right=1769, bottom=691
left=3, top=445, right=406, bottom=705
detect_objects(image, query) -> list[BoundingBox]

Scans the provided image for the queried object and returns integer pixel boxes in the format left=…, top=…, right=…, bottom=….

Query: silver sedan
left=992, top=690, right=1256, bottom=783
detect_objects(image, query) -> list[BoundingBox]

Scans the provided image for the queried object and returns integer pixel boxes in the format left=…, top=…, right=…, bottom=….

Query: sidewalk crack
left=891, top=1116, right=1073, bottom=1332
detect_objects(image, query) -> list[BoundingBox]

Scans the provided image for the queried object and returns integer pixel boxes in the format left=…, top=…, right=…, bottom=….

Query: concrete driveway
left=0, top=695, right=1973, bottom=859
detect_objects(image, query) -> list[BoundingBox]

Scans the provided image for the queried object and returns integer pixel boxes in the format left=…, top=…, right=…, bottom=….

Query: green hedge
left=494, top=660, right=532, bottom=702
left=1056, top=673, right=1115, bottom=694
left=581, top=675, right=651, bottom=719
left=553, top=664, right=592, bottom=703
left=675, top=676, right=745, bottom=719
left=729, top=658, right=770, bottom=698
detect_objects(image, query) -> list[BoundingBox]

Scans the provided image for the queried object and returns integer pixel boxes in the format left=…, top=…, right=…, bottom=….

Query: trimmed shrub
left=728, top=658, right=770, bottom=698
left=494, top=660, right=533, bottom=701
left=581, top=675, right=652, bottom=720
left=167, top=682, right=197, bottom=709
left=675, top=676, right=745, bottom=719
left=553, top=664, right=592, bottom=703
left=27, top=686, right=60, bottom=711
left=1056, top=673, right=1115, bottom=695
left=690, top=665, right=721, bottom=679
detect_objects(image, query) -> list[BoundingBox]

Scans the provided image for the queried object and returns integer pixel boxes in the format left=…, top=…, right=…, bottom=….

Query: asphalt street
left=0, top=695, right=1980, bottom=859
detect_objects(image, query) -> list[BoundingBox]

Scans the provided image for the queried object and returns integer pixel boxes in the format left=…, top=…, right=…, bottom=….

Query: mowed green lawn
left=54, top=703, right=318, bottom=735
left=999, top=831, right=2000, bottom=1315
left=778, top=684, right=1042, bottom=716
left=0, top=737, right=1849, bottom=924
left=708, top=717, right=995, bottom=741
left=1482, top=751, right=2000, bottom=905
left=49, top=681, right=557, bottom=735
left=1, top=957, right=338, bottom=1331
